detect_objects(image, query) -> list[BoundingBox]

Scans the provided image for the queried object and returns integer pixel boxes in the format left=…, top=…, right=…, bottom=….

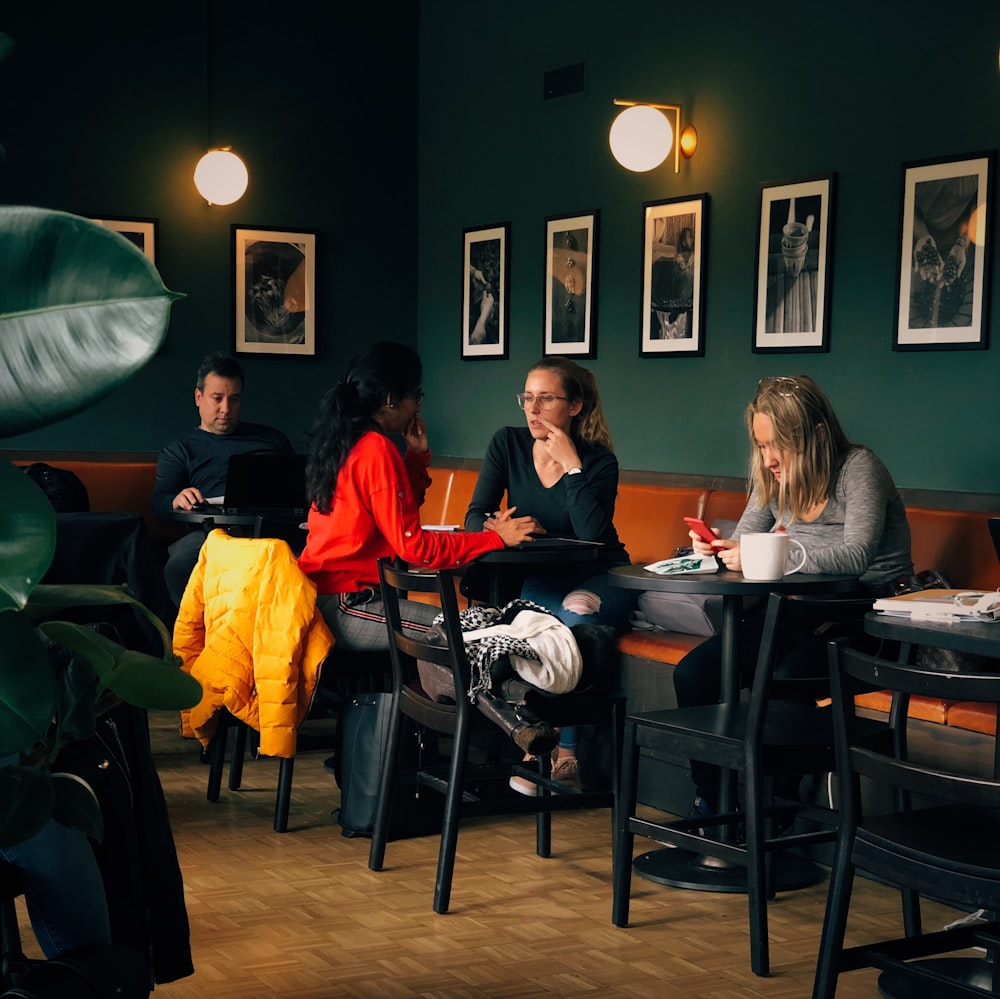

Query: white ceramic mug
left=739, top=532, right=807, bottom=581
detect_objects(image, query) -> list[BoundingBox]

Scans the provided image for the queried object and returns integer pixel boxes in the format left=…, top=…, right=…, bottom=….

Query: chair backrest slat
left=746, top=592, right=874, bottom=745
left=832, top=642, right=1000, bottom=808
left=377, top=557, right=469, bottom=696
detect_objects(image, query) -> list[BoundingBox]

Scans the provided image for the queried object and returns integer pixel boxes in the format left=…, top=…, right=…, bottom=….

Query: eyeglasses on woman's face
left=515, top=393, right=568, bottom=410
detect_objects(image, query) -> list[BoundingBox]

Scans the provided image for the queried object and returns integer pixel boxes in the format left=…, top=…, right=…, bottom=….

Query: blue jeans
left=0, top=812, right=111, bottom=959
left=519, top=569, right=636, bottom=751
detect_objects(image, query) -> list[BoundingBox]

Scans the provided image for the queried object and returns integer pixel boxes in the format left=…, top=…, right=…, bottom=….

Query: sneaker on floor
left=509, top=756, right=582, bottom=796
left=508, top=773, right=539, bottom=796
left=551, top=756, right=582, bottom=791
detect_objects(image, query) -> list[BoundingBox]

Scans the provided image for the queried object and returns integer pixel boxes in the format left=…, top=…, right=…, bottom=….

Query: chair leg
left=229, top=720, right=248, bottom=791
left=1, top=896, right=25, bottom=990
left=368, top=696, right=406, bottom=872
left=744, top=763, right=770, bottom=977
left=433, top=716, right=473, bottom=914
left=535, top=752, right=553, bottom=859
left=206, top=712, right=231, bottom=802
left=609, top=698, right=625, bottom=872
left=811, top=839, right=857, bottom=999
left=901, top=886, right=922, bottom=937
left=611, top=718, right=639, bottom=927
left=274, top=757, right=294, bottom=833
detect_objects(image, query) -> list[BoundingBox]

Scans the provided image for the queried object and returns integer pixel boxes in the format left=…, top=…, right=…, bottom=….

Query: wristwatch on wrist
left=567, top=467, right=582, bottom=475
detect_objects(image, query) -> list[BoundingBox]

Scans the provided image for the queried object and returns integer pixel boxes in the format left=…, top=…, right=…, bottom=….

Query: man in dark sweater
left=154, top=353, right=293, bottom=607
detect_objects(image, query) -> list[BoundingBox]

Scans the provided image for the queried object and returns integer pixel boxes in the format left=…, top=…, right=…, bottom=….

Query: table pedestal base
left=877, top=958, right=994, bottom=998
left=633, top=847, right=823, bottom=894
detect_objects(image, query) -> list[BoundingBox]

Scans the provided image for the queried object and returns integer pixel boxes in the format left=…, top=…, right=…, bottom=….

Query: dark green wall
left=416, top=1, right=1000, bottom=492
left=0, top=2, right=419, bottom=455
left=4, top=3, right=1000, bottom=494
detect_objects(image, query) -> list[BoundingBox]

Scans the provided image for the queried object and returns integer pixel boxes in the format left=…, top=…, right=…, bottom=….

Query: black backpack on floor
left=331, top=692, right=444, bottom=840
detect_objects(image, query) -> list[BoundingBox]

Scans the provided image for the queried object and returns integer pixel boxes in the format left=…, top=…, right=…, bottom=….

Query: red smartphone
left=683, top=516, right=719, bottom=545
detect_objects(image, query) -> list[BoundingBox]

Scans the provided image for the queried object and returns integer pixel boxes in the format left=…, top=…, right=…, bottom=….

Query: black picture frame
left=232, top=226, right=316, bottom=356
left=640, top=193, right=708, bottom=357
left=893, top=151, right=994, bottom=351
left=752, top=173, right=835, bottom=354
left=91, top=216, right=157, bottom=265
left=461, top=222, right=510, bottom=360
left=544, top=210, right=599, bottom=358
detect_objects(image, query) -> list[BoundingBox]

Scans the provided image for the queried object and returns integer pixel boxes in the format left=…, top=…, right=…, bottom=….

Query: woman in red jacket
left=299, top=341, right=537, bottom=652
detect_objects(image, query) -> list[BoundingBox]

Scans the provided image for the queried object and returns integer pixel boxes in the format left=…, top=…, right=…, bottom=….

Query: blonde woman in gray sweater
left=676, top=374, right=913, bottom=820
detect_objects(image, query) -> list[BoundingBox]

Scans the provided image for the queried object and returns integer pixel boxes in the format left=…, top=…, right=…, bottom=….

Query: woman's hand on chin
left=404, top=414, right=429, bottom=454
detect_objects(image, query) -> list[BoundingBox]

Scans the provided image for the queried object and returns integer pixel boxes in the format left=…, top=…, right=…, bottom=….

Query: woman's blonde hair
left=746, top=375, right=852, bottom=523
left=528, top=356, right=614, bottom=449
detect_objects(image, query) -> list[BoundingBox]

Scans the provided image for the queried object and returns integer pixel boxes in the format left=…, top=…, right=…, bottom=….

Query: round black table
left=174, top=509, right=308, bottom=555
left=611, top=564, right=858, bottom=892
left=865, top=611, right=1000, bottom=660
left=174, top=509, right=261, bottom=530
left=863, top=610, right=1000, bottom=999
left=472, top=539, right=602, bottom=606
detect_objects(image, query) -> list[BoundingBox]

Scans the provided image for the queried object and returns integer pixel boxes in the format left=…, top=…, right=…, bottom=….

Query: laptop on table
left=197, top=453, right=308, bottom=518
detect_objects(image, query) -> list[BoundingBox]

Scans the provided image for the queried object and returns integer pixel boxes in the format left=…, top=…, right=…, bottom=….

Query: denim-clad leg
left=519, top=570, right=637, bottom=751
left=519, top=569, right=637, bottom=630
left=0, top=814, right=111, bottom=960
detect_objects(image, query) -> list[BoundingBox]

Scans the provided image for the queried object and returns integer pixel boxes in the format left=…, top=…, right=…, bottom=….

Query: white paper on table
left=643, top=554, right=719, bottom=575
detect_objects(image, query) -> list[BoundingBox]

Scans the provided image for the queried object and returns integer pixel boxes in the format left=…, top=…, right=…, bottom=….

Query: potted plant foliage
left=0, top=205, right=201, bottom=849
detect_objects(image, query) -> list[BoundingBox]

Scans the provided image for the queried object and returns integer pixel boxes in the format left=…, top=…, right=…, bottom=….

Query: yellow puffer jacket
left=174, top=530, right=334, bottom=758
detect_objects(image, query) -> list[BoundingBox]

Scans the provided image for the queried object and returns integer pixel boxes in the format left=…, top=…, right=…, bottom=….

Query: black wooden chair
left=612, top=591, right=880, bottom=977
left=813, top=640, right=1000, bottom=998
left=368, top=557, right=626, bottom=914
left=205, top=649, right=387, bottom=832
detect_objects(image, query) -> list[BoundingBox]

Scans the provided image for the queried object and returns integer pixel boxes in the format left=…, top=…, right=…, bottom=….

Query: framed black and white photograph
left=894, top=151, right=993, bottom=351
left=91, top=216, right=157, bottom=265
left=461, top=222, right=510, bottom=360
left=233, top=226, right=316, bottom=356
left=544, top=210, right=599, bottom=358
left=640, top=194, right=708, bottom=357
left=752, top=174, right=835, bottom=353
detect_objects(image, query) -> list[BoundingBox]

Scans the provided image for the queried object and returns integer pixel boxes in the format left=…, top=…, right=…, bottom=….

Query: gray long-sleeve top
left=733, top=446, right=913, bottom=592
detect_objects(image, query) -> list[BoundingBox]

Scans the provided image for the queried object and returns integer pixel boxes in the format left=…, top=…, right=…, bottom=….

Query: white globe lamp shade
left=193, top=149, right=249, bottom=205
left=609, top=105, right=673, bottom=173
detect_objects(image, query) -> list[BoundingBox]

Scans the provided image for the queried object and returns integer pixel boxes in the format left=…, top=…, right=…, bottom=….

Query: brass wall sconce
left=608, top=99, right=697, bottom=174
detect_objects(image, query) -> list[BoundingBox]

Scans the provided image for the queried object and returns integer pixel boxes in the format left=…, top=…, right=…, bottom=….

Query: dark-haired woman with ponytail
left=298, top=341, right=537, bottom=652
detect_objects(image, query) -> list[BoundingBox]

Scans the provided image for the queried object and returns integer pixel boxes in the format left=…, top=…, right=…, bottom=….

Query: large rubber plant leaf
left=0, top=609, right=57, bottom=756
left=0, top=460, right=56, bottom=612
left=0, top=206, right=183, bottom=437
left=0, top=764, right=55, bottom=848
left=25, top=582, right=172, bottom=656
left=38, top=620, right=201, bottom=711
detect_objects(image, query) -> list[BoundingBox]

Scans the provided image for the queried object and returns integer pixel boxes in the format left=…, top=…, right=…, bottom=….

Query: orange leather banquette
left=5, top=454, right=179, bottom=543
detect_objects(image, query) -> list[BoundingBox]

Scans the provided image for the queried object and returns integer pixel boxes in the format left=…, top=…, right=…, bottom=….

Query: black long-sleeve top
left=464, top=426, right=629, bottom=570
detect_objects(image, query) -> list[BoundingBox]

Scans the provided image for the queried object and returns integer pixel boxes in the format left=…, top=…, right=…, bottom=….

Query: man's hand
left=172, top=487, right=206, bottom=511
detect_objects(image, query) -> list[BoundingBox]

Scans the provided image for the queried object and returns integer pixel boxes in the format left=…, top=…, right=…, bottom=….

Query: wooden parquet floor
left=15, top=711, right=973, bottom=997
